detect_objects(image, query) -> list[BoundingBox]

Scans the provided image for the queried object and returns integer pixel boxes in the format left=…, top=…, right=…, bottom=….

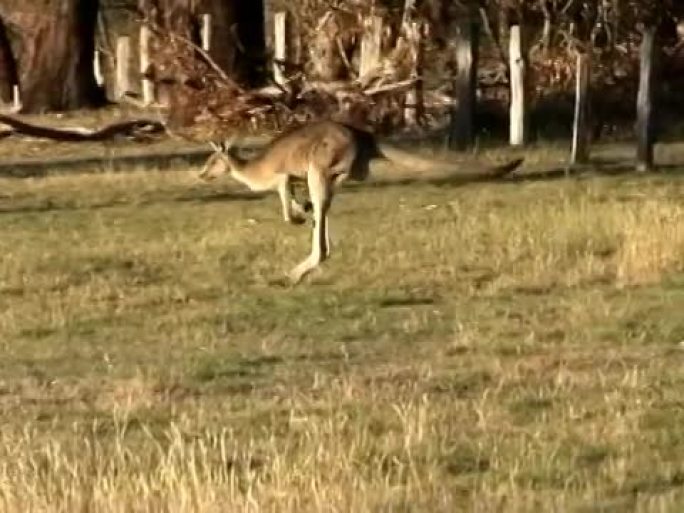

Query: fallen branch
left=0, top=114, right=165, bottom=142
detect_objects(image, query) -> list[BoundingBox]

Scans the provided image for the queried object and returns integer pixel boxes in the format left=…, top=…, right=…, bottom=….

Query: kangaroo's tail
left=376, top=142, right=524, bottom=178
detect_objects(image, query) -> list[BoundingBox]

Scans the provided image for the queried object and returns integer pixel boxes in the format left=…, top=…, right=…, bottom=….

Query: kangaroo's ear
left=209, top=141, right=222, bottom=153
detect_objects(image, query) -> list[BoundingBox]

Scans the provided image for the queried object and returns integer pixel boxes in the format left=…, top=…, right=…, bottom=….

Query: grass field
left=0, top=157, right=683, bottom=512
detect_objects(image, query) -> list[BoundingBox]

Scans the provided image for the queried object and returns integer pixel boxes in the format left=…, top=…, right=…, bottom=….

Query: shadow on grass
left=0, top=190, right=266, bottom=215
left=174, top=190, right=269, bottom=204
left=356, top=159, right=684, bottom=191
left=509, top=160, right=684, bottom=183
left=1, top=158, right=682, bottom=216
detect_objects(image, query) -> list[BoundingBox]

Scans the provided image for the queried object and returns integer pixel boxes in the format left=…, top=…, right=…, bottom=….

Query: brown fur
left=199, top=120, right=523, bottom=284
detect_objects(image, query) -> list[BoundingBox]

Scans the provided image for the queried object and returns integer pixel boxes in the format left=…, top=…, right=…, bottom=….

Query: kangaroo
left=199, top=120, right=523, bottom=284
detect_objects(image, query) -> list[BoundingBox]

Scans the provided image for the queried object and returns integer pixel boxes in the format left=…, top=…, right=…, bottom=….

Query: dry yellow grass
left=615, top=200, right=684, bottom=286
left=0, top=163, right=683, bottom=512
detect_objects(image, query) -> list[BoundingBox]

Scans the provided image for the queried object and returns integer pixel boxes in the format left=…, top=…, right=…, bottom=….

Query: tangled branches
left=140, top=2, right=449, bottom=142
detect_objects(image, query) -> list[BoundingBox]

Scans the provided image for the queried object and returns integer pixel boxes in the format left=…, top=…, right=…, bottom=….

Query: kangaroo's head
left=198, top=139, right=242, bottom=181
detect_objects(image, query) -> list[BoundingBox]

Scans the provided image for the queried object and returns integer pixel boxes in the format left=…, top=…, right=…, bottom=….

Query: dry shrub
left=148, top=29, right=278, bottom=141
left=141, top=2, right=450, bottom=140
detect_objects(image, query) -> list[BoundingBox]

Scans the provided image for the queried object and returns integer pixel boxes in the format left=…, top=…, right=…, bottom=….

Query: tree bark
left=0, top=0, right=104, bottom=113
left=234, top=1, right=265, bottom=86
left=201, top=0, right=239, bottom=78
left=449, top=18, right=479, bottom=150
left=0, top=20, right=17, bottom=104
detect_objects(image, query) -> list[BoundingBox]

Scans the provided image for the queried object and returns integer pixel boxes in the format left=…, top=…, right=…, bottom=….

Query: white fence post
left=571, top=51, right=591, bottom=165
left=93, top=49, right=105, bottom=87
left=140, top=25, right=154, bottom=105
left=273, top=11, right=288, bottom=85
left=12, top=85, right=21, bottom=112
left=201, top=13, right=212, bottom=52
left=509, top=24, right=527, bottom=146
left=116, top=36, right=131, bottom=100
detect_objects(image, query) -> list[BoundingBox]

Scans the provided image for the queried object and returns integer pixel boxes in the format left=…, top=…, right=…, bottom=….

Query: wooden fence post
left=509, top=24, right=527, bottom=146
left=116, top=36, right=131, bottom=100
left=571, top=50, right=591, bottom=165
left=359, top=15, right=383, bottom=82
left=636, top=26, right=656, bottom=172
left=273, top=11, right=287, bottom=85
left=140, top=25, right=154, bottom=105
left=404, top=21, right=424, bottom=127
left=449, top=18, right=479, bottom=150
left=201, top=13, right=212, bottom=52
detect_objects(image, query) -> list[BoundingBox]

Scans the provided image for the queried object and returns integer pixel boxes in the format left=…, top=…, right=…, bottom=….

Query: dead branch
left=335, top=36, right=356, bottom=79
left=479, top=6, right=510, bottom=81
left=0, top=114, right=165, bottom=142
left=364, top=78, right=417, bottom=95
left=160, top=28, right=232, bottom=84
left=133, top=5, right=458, bottom=139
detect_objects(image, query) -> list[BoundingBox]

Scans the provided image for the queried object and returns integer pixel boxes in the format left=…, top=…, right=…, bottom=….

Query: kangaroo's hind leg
left=322, top=172, right=348, bottom=257
left=288, top=168, right=332, bottom=284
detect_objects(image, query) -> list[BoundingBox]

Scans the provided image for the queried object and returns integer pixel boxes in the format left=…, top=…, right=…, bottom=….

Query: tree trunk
left=449, top=18, right=479, bottom=150
left=0, top=0, right=103, bottom=113
left=202, top=1, right=240, bottom=78
left=0, top=20, right=17, bottom=104
left=202, top=0, right=265, bottom=85
left=234, top=1, right=265, bottom=86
